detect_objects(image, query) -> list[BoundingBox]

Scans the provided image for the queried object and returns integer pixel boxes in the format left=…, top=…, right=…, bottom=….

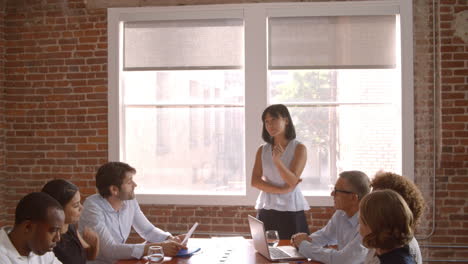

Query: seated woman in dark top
left=359, top=190, right=416, bottom=264
left=42, top=179, right=99, bottom=264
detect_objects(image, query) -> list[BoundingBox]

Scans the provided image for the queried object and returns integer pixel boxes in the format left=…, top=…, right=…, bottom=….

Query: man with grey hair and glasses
left=291, top=170, right=370, bottom=264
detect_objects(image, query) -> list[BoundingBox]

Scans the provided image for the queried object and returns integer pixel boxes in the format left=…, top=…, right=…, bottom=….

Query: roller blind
left=124, top=19, right=243, bottom=70
left=268, top=15, right=396, bottom=69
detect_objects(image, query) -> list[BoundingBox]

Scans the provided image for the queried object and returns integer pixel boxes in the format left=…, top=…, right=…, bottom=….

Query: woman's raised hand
left=272, top=144, right=284, bottom=161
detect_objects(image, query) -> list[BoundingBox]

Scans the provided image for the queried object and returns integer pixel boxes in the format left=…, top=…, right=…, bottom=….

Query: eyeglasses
left=332, top=188, right=354, bottom=195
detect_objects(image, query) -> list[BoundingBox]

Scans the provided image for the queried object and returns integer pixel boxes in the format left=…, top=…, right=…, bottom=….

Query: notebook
left=247, top=215, right=306, bottom=261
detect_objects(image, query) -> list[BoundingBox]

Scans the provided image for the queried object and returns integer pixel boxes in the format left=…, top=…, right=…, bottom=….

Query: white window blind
left=124, top=19, right=244, bottom=70
left=268, top=15, right=396, bottom=69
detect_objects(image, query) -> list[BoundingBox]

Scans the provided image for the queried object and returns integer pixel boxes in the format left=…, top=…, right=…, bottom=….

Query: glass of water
left=265, top=230, right=279, bottom=247
left=147, top=245, right=164, bottom=264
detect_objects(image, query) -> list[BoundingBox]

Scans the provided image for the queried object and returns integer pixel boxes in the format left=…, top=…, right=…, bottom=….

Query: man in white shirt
left=79, top=162, right=186, bottom=264
left=0, top=192, right=64, bottom=264
left=291, top=170, right=371, bottom=264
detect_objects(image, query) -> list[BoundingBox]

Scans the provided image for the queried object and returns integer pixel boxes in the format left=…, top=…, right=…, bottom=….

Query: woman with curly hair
left=364, top=171, right=425, bottom=264
left=359, top=190, right=415, bottom=264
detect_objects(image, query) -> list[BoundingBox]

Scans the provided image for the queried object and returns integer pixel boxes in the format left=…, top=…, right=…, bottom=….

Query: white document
left=181, top=222, right=198, bottom=245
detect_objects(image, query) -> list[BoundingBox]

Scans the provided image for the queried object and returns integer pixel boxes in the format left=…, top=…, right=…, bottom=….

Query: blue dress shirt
left=298, top=210, right=368, bottom=264
left=78, top=194, right=171, bottom=264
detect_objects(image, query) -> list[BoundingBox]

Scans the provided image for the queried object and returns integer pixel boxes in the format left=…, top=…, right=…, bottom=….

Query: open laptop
left=248, top=215, right=306, bottom=261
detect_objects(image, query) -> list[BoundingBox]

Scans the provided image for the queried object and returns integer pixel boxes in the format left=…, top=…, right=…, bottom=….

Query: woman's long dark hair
left=42, top=179, right=79, bottom=207
left=261, top=104, right=296, bottom=144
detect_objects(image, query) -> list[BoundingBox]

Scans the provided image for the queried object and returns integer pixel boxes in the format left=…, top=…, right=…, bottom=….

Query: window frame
left=108, top=0, right=413, bottom=206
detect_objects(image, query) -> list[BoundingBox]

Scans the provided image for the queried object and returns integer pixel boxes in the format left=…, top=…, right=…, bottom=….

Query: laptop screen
left=247, top=215, right=271, bottom=258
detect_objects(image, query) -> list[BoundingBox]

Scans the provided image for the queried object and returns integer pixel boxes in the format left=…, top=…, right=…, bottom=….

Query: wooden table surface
left=116, top=238, right=322, bottom=264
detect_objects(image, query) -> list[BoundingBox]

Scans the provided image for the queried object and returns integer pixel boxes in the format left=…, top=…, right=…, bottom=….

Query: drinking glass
left=147, top=245, right=164, bottom=264
left=265, top=230, right=279, bottom=247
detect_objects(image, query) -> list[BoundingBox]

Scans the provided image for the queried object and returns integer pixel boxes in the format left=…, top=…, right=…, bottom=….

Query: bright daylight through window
left=268, top=15, right=401, bottom=195
left=108, top=1, right=413, bottom=205
left=122, top=19, right=245, bottom=195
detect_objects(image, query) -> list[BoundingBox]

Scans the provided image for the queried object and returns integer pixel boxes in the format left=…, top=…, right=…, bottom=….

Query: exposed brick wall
left=0, top=0, right=5, bottom=226
left=0, top=0, right=467, bottom=263
left=421, top=0, right=468, bottom=261
left=413, top=0, right=438, bottom=261
left=132, top=205, right=335, bottom=242
left=3, top=0, right=107, bottom=217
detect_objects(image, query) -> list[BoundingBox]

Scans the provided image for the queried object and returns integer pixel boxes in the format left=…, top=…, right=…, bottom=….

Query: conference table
left=116, top=238, right=322, bottom=264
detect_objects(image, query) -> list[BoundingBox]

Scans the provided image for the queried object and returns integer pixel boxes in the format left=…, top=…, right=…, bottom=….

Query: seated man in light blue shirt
left=79, top=162, right=186, bottom=264
left=291, top=170, right=370, bottom=264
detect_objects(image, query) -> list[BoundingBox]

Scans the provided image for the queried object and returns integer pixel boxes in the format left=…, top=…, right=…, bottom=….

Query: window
left=108, top=1, right=414, bottom=206
left=268, top=15, right=401, bottom=195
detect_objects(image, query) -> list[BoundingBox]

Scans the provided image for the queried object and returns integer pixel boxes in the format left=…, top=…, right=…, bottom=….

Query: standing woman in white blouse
left=251, top=104, right=310, bottom=239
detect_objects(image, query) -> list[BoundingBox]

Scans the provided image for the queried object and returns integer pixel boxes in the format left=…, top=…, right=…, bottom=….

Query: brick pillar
left=0, top=0, right=6, bottom=226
